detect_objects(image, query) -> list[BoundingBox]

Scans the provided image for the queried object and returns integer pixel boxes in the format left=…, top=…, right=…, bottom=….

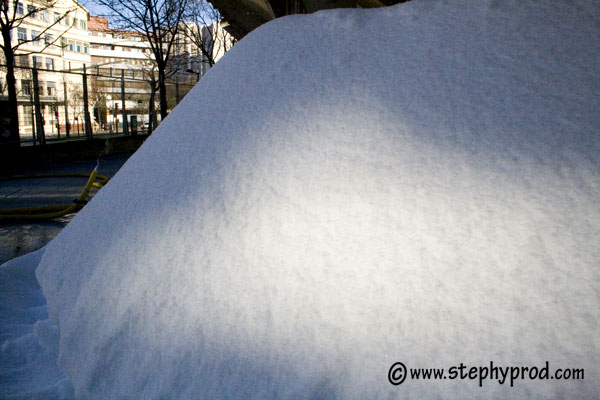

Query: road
left=0, top=154, right=131, bottom=264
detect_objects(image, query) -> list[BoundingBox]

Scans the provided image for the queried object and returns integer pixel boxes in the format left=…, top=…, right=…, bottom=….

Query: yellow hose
left=0, top=170, right=108, bottom=222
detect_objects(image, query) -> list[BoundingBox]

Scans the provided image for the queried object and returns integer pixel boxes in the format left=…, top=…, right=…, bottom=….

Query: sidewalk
left=0, top=154, right=131, bottom=264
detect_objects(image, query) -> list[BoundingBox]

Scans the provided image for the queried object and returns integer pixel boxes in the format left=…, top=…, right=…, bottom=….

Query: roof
left=88, top=16, right=111, bottom=32
left=88, top=15, right=145, bottom=38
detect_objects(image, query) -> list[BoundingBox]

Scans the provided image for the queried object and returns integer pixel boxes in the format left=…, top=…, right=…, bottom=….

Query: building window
left=54, top=12, right=60, bottom=23
left=68, top=40, right=74, bottom=51
left=17, top=27, right=27, bottom=43
left=84, top=44, right=88, bottom=53
left=16, top=54, right=29, bottom=67
left=27, top=4, right=36, bottom=18
left=32, top=55, right=42, bottom=68
left=21, top=80, right=32, bottom=96
left=47, top=82, right=56, bottom=96
left=31, top=30, right=41, bottom=45
left=40, top=10, right=48, bottom=22
left=79, top=20, right=86, bottom=30
left=45, top=33, right=53, bottom=45
left=16, top=2, right=24, bottom=14
left=76, top=41, right=81, bottom=52
left=23, top=105, right=33, bottom=125
left=46, top=58, right=54, bottom=70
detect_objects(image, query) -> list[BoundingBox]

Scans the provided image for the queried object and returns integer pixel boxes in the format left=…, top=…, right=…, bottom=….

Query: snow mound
left=35, top=1, right=599, bottom=398
left=0, top=249, right=74, bottom=399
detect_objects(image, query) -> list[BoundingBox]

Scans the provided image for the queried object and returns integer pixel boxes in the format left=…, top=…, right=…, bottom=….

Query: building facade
left=88, top=16, right=155, bottom=133
left=1, top=1, right=234, bottom=141
left=6, top=0, right=92, bottom=140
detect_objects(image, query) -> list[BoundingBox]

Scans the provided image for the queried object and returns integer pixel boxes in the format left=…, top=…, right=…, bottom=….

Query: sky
left=80, top=0, right=114, bottom=18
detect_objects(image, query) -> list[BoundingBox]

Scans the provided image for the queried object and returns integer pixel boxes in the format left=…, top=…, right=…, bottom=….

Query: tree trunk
left=148, top=78, right=156, bottom=133
left=158, top=67, right=168, bottom=120
left=2, top=30, right=21, bottom=148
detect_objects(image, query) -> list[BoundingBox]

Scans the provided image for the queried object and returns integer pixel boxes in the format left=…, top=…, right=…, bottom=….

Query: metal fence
left=1, top=63, right=197, bottom=145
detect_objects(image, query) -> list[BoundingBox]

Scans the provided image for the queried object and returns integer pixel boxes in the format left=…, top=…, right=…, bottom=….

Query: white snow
left=0, top=249, right=74, bottom=399
left=2, top=0, right=600, bottom=398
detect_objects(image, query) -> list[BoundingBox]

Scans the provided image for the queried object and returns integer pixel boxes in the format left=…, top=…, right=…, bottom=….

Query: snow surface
left=2, top=0, right=600, bottom=398
left=0, top=249, right=74, bottom=399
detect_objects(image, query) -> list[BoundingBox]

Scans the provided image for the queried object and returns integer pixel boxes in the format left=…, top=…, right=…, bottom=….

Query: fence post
left=83, top=64, right=93, bottom=140
left=32, top=67, right=46, bottom=145
left=30, top=105, right=37, bottom=146
left=63, top=81, right=70, bottom=138
left=121, top=69, right=128, bottom=136
left=55, top=102, right=60, bottom=139
left=148, top=77, right=155, bottom=134
left=175, top=75, right=180, bottom=104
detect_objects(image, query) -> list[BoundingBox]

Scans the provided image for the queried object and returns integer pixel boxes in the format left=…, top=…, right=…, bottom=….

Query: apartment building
left=171, top=21, right=235, bottom=81
left=8, top=0, right=92, bottom=139
left=2, top=1, right=234, bottom=141
left=88, top=16, right=155, bottom=132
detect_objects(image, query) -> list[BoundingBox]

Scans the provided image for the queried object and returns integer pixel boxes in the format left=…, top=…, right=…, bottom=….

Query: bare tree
left=67, top=80, right=83, bottom=136
left=141, top=62, right=159, bottom=132
left=94, top=0, right=189, bottom=121
left=89, top=74, right=108, bottom=130
left=1, top=0, right=76, bottom=146
left=183, top=0, right=234, bottom=72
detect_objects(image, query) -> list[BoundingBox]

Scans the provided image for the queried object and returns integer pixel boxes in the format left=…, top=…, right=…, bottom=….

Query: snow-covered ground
left=1, top=0, right=599, bottom=398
